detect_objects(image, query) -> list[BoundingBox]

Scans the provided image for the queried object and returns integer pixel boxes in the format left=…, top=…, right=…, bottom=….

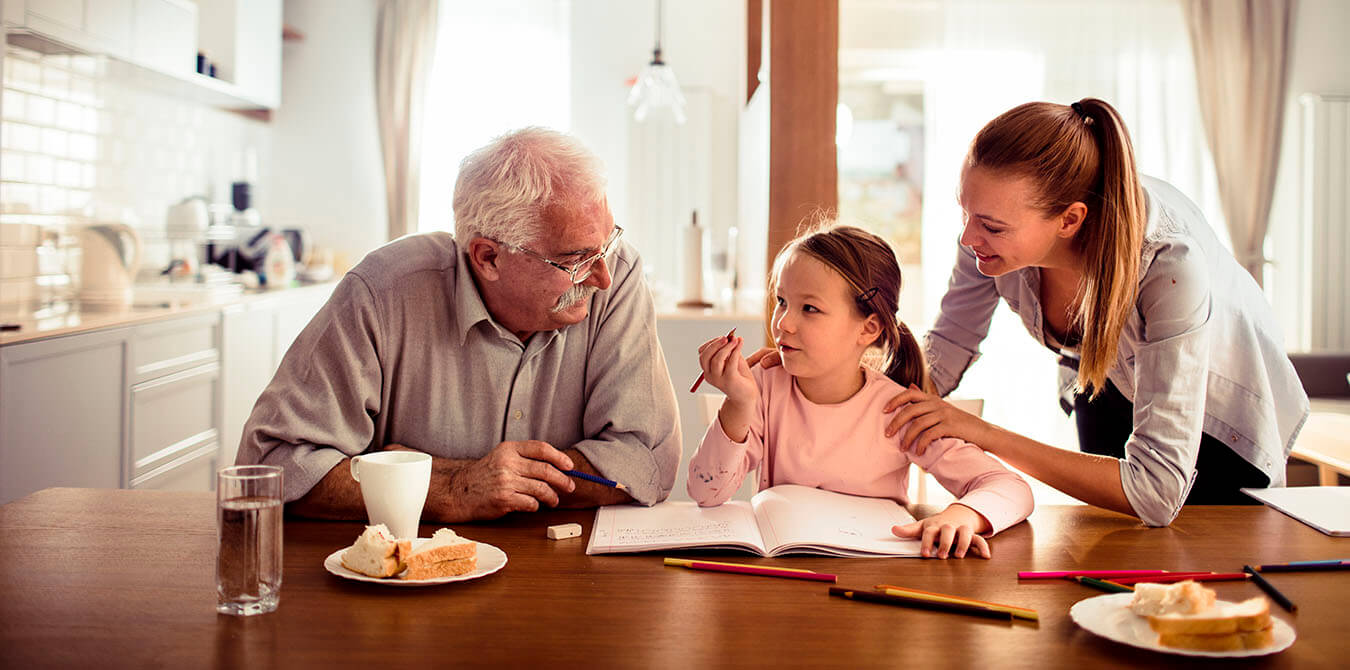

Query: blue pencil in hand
left=563, top=469, right=627, bottom=490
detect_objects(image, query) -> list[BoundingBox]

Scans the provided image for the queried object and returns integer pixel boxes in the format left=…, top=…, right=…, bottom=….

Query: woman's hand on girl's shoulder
left=891, top=504, right=992, bottom=559
left=883, top=385, right=989, bottom=455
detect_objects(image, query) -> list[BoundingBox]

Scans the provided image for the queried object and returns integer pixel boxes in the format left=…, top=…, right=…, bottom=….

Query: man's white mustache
left=551, top=284, right=599, bottom=313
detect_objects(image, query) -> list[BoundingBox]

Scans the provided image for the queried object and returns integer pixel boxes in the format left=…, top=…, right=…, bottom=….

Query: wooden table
left=1, top=488, right=1346, bottom=668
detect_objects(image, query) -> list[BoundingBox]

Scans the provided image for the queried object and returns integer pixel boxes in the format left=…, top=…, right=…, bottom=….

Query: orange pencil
left=689, top=328, right=737, bottom=393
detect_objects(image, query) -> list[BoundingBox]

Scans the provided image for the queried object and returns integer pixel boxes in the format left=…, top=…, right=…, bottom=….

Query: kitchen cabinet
left=4, top=0, right=144, bottom=61
left=5, top=0, right=279, bottom=113
left=127, top=313, right=221, bottom=490
left=0, top=327, right=129, bottom=504
left=0, top=285, right=335, bottom=504
left=128, top=0, right=197, bottom=78
left=220, top=283, right=334, bottom=466
left=197, top=0, right=282, bottom=109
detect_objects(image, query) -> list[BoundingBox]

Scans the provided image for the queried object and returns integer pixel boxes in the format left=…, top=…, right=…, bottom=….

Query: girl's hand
left=890, top=504, right=992, bottom=559
left=697, top=335, right=758, bottom=406
left=884, top=384, right=991, bottom=456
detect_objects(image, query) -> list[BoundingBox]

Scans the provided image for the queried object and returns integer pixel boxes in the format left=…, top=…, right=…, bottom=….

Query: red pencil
left=689, top=328, right=738, bottom=393
left=1110, top=572, right=1250, bottom=585
left=1018, top=569, right=1168, bottom=579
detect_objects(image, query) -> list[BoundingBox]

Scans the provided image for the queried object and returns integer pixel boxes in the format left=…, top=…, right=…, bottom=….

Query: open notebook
left=1242, top=486, right=1350, bottom=537
left=586, top=484, right=923, bottom=557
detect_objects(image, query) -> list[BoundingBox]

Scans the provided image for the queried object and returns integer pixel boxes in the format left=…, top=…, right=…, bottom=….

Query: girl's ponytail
left=886, top=320, right=933, bottom=393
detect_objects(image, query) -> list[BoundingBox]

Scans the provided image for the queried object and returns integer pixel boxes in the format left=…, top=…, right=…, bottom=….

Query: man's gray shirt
left=236, top=232, right=681, bottom=505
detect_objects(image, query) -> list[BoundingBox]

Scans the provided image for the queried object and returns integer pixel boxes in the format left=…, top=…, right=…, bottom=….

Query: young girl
left=687, top=225, right=1033, bottom=559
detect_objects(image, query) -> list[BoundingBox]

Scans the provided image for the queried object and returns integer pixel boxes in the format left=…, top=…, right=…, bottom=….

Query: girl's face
left=958, top=166, right=1077, bottom=276
left=771, top=251, right=878, bottom=381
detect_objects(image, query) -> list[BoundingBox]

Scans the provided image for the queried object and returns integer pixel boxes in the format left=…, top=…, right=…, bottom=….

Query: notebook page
left=750, top=485, right=922, bottom=557
left=1242, top=486, right=1350, bottom=537
left=585, top=500, right=768, bottom=554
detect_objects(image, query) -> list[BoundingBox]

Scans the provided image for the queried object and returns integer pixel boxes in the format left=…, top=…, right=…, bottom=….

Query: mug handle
left=350, top=455, right=363, bottom=483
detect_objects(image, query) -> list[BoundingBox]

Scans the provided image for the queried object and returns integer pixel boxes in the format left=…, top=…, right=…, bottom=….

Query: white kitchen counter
left=0, top=281, right=338, bottom=347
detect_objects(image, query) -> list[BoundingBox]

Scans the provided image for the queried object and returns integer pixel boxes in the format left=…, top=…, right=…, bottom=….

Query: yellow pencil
left=663, top=557, right=819, bottom=574
left=877, top=585, right=1039, bottom=621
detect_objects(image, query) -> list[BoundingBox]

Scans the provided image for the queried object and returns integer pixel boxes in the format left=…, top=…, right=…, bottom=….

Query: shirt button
left=514, top=410, right=523, bottom=420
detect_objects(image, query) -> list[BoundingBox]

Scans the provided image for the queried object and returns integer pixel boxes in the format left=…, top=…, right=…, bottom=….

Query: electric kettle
left=78, top=222, right=143, bottom=307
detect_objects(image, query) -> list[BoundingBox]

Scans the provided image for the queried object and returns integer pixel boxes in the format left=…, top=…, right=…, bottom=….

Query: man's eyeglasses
left=494, top=226, right=624, bottom=284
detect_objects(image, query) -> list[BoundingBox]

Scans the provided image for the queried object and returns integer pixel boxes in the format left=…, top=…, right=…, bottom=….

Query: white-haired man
left=236, top=128, right=681, bottom=520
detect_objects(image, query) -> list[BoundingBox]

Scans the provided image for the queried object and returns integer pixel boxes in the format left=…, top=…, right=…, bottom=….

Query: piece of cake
left=401, top=528, right=478, bottom=580
left=341, top=524, right=411, bottom=578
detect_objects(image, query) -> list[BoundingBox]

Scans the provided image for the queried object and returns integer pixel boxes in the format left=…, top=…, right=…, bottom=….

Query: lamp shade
left=628, top=51, right=687, bottom=124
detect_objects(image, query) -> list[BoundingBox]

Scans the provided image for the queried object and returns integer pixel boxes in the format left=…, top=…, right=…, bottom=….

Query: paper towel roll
left=680, top=212, right=710, bottom=307
left=682, top=222, right=704, bottom=303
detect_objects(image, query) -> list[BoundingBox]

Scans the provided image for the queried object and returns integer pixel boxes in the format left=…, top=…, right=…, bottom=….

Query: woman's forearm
left=973, top=422, right=1136, bottom=518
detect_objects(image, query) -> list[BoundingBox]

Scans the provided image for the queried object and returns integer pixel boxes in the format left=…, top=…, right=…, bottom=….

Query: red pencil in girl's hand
left=689, top=328, right=737, bottom=393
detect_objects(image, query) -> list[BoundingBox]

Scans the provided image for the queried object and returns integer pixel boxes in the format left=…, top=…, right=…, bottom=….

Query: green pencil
left=1074, top=576, right=1135, bottom=593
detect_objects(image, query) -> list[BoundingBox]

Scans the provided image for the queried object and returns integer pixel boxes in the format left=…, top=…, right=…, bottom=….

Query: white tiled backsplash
left=1, top=44, right=271, bottom=307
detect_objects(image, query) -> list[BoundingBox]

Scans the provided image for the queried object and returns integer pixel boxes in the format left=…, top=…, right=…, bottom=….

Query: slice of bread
left=401, top=528, right=479, bottom=580
left=1130, top=580, right=1217, bottom=616
left=341, top=524, right=412, bottom=578
left=1158, top=624, right=1275, bottom=652
left=1148, top=597, right=1271, bottom=636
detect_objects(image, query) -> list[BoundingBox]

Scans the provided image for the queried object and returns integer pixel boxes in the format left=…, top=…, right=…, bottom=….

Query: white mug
left=349, top=451, right=432, bottom=539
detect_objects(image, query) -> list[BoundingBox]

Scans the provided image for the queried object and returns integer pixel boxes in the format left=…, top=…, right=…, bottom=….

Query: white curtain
left=1183, top=0, right=1295, bottom=285
left=416, top=1, right=571, bottom=235
left=375, top=0, right=439, bottom=241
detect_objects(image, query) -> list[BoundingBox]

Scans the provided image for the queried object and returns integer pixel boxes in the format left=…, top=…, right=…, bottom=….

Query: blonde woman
left=878, top=99, right=1309, bottom=527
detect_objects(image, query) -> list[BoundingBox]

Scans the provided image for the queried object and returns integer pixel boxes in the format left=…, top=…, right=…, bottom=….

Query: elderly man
left=236, top=128, right=681, bottom=521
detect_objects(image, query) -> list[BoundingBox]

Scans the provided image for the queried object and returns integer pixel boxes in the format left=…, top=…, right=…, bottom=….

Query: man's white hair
left=452, top=127, right=607, bottom=248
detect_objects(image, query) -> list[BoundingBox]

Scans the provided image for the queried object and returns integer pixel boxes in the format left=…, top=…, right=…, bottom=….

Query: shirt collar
left=452, top=240, right=496, bottom=346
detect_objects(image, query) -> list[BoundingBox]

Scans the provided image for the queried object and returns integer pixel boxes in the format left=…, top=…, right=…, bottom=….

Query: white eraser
left=547, top=523, right=582, bottom=540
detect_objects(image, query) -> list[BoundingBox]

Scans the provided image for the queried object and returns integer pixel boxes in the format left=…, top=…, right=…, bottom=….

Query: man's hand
left=443, top=440, right=576, bottom=519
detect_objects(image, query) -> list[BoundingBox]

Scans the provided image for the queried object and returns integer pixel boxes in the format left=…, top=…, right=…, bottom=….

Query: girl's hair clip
left=856, top=287, right=880, bottom=304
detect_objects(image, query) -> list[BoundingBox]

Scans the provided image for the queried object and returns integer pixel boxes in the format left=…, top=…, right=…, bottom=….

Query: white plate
left=324, top=538, right=508, bottom=586
left=1069, top=593, right=1296, bottom=658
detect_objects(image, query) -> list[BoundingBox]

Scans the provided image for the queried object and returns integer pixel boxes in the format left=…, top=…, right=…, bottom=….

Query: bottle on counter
left=261, top=233, right=296, bottom=289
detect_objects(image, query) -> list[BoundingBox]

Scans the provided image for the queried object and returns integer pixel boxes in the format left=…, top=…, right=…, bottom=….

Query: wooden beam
left=767, top=0, right=838, bottom=265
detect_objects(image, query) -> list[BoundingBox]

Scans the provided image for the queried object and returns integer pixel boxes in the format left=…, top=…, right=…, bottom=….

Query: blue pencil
left=563, top=469, right=627, bottom=490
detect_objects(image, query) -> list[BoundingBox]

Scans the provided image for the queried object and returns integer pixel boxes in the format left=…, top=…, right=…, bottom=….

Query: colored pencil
left=1258, top=560, right=1350, bottom=573
left=830, top=587, right=1013, bottom=621
left=1109, top=573, right=1250, bottom=585
left=562, top=469, right=627, bottom=490
left=1019, top=569, right=1168, bottom=579
left=877, top=586, right=1038, bottom=621
left=1074, top=576, right=1135, bottom=593
left=1244, top=565, right=1297, bottom=612
left=689, top=328, right=737, bottom=393
left=679, top=558, right=818, bottom=574
left=664, top=558, right=836, bottom=583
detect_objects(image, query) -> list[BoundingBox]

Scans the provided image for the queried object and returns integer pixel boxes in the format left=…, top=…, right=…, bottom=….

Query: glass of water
left=216, top=465, right=284, bottom=616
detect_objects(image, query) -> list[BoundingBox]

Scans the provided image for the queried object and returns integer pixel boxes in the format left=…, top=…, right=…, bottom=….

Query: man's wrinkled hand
left=446, top=440, right=576, bottom=519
